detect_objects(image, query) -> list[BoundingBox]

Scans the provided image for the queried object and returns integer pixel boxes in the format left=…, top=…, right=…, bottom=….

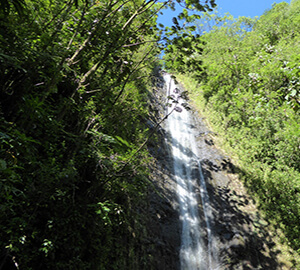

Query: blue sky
left=157, top=0, right=291, bottom=27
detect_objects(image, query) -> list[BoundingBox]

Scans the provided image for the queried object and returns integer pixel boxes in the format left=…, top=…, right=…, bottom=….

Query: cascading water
left=164, top=74, right=219, bottom=270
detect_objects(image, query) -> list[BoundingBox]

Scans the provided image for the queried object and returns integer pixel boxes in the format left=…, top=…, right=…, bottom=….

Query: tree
left=0, top=0, right=219, bottom=268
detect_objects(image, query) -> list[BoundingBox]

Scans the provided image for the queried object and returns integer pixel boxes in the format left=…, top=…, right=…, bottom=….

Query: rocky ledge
left=144, top=74, right=289, bottom=270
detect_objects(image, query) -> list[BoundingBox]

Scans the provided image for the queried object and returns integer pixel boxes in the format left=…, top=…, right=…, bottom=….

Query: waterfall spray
left=164, top=74, right=219, bottom=270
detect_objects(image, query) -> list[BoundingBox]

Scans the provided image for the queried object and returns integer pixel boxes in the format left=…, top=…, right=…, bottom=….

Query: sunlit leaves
left=0, top=0, right=221, bottom=268
left=0, top=0, right=162, bottom=268
left=175, top=0, right=300, bottom=253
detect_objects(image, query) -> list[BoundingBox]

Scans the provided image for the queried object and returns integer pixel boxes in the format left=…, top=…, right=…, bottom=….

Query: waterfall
left=164, top=74, right=219, bottom=270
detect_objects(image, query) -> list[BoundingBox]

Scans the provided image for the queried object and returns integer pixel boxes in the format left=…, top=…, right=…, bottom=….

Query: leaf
left=174, top=106, right=182, bottom=112
left=115, top=136, right=131, bottom=148
left=290, top=89, right=297, bottom=97
left=172, top=17, right=179, bottom=26
left=181, top=102, right=191, bottom=110
left=0, top=159, right=7, bottom=170
left=0, top=132, right=11, bottom=139
left=180, top=91, right=189, bottom=100
left=86, top=130, right=116, bottom=144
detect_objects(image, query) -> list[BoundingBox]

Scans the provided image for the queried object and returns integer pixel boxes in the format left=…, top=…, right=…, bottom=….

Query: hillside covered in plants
left=0, top=0, right=216, bottom=269
left=164, top=0, right=300, bottom=258
left=2, top=0, right=300, bottom=268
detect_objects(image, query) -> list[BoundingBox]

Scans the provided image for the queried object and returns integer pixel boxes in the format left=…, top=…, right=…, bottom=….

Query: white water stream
left=164, top=74, right=219, bottom=270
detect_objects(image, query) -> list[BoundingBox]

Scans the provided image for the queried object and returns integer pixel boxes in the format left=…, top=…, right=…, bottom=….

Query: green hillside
left=164, top=0, right=300, bottom=260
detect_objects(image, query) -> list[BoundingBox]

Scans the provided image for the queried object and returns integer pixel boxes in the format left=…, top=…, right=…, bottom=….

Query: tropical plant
left=165, top=0, right=300, bottom=256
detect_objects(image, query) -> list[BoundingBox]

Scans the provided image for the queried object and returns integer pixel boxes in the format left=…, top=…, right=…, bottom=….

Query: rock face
left=145, top=74, right=283, bottom=270
left=145, top=74, right=181, bottom=270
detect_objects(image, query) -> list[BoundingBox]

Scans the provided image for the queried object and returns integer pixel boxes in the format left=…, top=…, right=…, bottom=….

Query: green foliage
left=169, top=0, right=300, bottom=256
left=163, top=32, right=206, bottom=74
left=0, top=0, right=162, bottom=268
left=0, top=0, right=219, bottom=267
left=0, top=0, right=26, bottom=15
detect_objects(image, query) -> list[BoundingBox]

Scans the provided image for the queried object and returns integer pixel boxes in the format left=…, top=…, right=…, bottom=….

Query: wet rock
left=145, top=73, right=284, bottom=270
left=145, top=73, right=181, bottom=269
left=223, top=232, right=233, bottom=240
left=174, top=106, right=182, bottom=112
left=229, top=233, right=246, bottom=252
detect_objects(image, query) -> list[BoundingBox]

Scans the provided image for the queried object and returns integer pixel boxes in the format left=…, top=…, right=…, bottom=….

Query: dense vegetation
left=0, top=0, right=218, bottom=269
left=165, top=0, right=300, bottom=258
